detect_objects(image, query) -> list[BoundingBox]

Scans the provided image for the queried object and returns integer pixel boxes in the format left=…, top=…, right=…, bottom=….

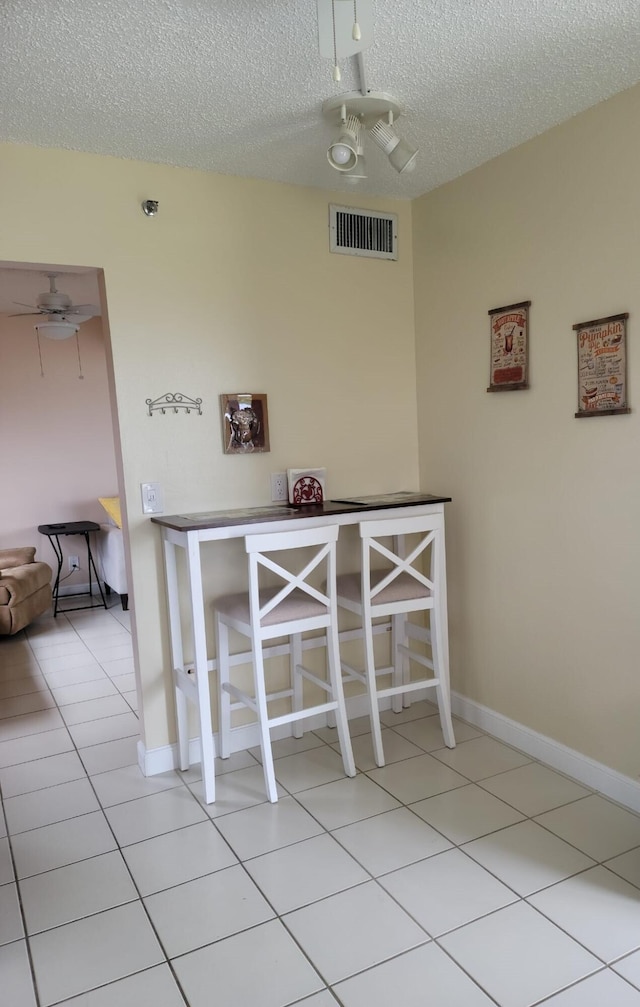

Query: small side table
left=38, top=521, right=108, bottom=617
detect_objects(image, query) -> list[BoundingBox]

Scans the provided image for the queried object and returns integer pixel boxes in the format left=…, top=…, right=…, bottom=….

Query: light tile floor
left=2, top=605, right=640, bottom=1006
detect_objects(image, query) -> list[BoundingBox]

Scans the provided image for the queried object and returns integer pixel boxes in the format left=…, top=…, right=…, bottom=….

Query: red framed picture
left=487, top=300, right=531, bottom=392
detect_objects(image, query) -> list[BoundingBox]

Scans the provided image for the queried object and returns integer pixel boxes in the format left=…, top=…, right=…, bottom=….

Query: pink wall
left=0, top=314, right=118, bottom=579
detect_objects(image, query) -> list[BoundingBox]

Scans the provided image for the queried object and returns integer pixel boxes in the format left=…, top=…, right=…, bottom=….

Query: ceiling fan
left=10, top=273, right=101, bottom=338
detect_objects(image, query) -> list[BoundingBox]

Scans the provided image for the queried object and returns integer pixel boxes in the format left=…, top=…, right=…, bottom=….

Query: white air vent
left=329, top=205, right=398, bottom=260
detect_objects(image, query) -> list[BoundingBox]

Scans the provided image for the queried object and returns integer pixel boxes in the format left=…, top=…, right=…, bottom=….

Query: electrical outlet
left=141, top=481, right=164, bottom=514
left=68, top=555, right=80, bottom=572
left=270, top=472, right=288, bottom=502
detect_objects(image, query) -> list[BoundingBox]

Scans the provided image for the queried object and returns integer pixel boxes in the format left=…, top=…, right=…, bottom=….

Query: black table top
left=38, top=521, right=101, bottom=536
left=151, top=492, right=451, bottom=533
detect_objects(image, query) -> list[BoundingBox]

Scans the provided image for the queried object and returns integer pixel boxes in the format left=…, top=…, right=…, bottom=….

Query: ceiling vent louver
left=329, top=204, right=397, bottom=260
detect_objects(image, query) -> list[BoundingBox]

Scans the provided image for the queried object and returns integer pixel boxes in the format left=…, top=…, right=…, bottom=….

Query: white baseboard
left=137, top=691, right=388, bottom=778
left=138, top=712, right=331, bottom=777
left=451, top=691, right=640, bottom=815
left=138, top=689, right=640, bottom=815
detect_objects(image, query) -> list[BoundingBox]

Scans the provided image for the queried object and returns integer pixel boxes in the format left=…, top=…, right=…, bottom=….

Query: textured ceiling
left=1, top=1, right=640, bottom=199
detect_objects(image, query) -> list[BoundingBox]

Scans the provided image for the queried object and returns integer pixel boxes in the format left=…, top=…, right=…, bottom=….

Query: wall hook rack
left=146, top=393, right=203, bottom=416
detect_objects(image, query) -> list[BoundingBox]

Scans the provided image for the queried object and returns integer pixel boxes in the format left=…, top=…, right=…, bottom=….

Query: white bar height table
left=151, top=492, right=451, bottom=791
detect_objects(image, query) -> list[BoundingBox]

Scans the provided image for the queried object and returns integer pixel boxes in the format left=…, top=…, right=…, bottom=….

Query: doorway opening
left=0, top=259, right=137, bottom=708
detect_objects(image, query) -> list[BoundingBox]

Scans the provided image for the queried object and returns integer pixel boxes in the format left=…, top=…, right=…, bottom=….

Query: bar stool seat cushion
left=337, top=570, right=432, bottom=605
left=215, top=586, right=328, bottom=627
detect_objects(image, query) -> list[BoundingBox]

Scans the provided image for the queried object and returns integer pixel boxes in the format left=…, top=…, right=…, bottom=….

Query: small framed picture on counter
left=574, top=313, right=630, bottom=418
left=487, top=300, right=531, bottom=392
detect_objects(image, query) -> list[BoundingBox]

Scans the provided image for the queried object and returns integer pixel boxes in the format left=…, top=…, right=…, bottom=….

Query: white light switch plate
left=141, top=482, right=163, bottom=514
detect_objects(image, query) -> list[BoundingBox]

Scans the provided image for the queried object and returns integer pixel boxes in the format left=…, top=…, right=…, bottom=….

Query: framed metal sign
left=487, top=301, right=531, bottom=392
left=574, top=313, right=630, bottom=418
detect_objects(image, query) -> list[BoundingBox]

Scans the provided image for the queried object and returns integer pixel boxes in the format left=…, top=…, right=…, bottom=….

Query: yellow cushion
left=98, top=496, right=123, bottom=528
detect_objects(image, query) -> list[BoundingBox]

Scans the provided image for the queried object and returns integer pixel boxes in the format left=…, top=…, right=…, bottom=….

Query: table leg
left=432, top=517, right=455, bottom=748
left=164, top=537, right=189, bottom=771
left=186, top=532, right=216, bottom=803
left=394, top=534, right=409, bottom=710
left=48, top=535, right=64, bottom=617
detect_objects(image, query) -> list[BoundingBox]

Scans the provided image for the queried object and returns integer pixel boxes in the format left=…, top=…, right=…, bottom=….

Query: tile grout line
left=261, top=727, right=640, bottom=1001
left=3, top=614, right=640, bottom=1004
left=24, top=612, right=194, bottom=1007
left=3, top=611, right=119, bottom=1006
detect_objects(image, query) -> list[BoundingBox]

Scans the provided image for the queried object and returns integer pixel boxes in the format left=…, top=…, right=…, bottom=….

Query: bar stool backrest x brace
left=336, top=511, right=456, bottom=767
left=215, top=523, right=356, bottom=802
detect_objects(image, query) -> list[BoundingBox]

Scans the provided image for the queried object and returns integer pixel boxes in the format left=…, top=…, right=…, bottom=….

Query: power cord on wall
left=57, top=565, right=80, bottom=585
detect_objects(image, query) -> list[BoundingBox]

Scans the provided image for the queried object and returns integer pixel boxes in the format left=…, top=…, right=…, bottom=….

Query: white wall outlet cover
left=270, top=472, right=288, bottom=502
left=141, top=481, right=164, bottom=514
left=287, top=468, right=326, bottom=506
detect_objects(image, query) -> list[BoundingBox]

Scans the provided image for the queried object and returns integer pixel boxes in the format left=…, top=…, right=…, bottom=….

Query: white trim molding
left=138, top=688, right=640, bottom=815
left=137, top=712, right=329, bottom=779
left=451, top=691, right=640, bottom=815
left=137, top=691, right=382, bottom=778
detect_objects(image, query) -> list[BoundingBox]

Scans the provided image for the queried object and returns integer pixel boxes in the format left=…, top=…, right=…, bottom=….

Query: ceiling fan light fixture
left=9, top=272, right=101, bottom=324
left=327, top=113, right=361, bottom=171
left=35, top=320, right=80, bottom=340
left=33, top=273, right=73, bottom=314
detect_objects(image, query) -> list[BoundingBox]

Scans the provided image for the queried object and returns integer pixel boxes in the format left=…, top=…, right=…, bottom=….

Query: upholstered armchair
left=0, top=547, right=53, bottom=635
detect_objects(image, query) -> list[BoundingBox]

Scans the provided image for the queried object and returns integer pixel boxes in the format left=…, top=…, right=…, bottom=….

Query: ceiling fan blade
left=12, top=300, right=38, bottom=309
left=7, top=311, right=42, bottom=317
left=69, top=303, right=101, bottom=317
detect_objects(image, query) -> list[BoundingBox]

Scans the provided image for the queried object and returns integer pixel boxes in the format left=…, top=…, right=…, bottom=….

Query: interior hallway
left=1, top=605, right=640, bottom=1006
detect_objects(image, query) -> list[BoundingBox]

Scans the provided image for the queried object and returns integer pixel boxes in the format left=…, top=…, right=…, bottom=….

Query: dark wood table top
left=38, top=521, right=101, bottom=536
left=150, top=492, right=451, bottom=533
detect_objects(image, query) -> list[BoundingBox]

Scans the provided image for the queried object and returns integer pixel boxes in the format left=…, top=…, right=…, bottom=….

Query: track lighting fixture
left=327, top=112, right=361, bottom=172
left=322, top=91, right=418, bottom=181
left=370, top=118, right=419, bottom=174
left=318, top=3, right=418, bottom=183
left=344, top=156, right=368, bottom=185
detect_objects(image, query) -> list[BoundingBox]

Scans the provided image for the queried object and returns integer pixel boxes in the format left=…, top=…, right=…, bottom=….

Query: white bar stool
left=336, top=511, right=456, bottom=767
left=215, top=523, right=356, bottom=802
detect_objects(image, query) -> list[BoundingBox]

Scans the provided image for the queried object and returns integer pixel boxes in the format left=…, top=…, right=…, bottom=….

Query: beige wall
left=0, top=143, right=417, bottom=749
left=0, top=314, right=118, bottom=582
left=413, top=83, right=640, bottom=778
